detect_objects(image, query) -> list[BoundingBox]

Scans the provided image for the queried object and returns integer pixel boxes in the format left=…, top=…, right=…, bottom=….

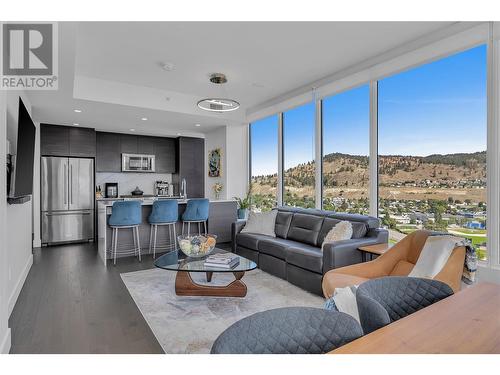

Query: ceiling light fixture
left=195, top=124, right=201, bottom=127
left=74, top=109, right=82, bottom=113
left=141, top=117, right=148, bottom=121
left=130, top=128, right=136, bottom=132
left=197, top=73, right=240, bottom=112
left=73, top=123, right=79, bottom=126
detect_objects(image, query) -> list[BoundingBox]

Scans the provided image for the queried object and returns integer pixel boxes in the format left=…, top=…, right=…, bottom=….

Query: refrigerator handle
left=70, top=163, right=73, bottom=204
left=64, top=164, right=67, bottom=204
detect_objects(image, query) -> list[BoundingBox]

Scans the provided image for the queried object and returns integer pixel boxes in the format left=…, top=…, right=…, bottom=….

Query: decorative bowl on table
left=177, top=234, right=217, bottom=258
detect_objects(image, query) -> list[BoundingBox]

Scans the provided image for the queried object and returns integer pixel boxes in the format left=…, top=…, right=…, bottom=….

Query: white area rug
left=121, top=268, right=324, bottom=353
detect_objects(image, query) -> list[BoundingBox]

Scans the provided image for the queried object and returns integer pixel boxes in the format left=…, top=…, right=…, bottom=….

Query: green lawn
left=451, top=228, right=486, bottom=235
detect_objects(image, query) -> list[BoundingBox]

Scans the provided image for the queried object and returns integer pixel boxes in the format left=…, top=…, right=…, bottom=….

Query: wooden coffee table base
left=174, top=271, right=248, bottom=297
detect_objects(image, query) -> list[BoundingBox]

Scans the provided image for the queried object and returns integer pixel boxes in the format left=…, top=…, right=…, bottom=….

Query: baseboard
left=8, top=254, right=33, bottom=316
left=0, top=328, right=11, bottom=354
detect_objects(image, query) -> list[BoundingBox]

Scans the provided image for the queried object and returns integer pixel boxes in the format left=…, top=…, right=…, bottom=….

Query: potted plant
left=234, top=189, right=252, bottom=219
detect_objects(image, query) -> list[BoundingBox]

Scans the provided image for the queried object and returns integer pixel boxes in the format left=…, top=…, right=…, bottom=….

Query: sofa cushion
left=285, top=243, right=323, bottom=273
left=350, top=222, right=368, bottom=239
left=236, top=233, right=273, bottom=251
left=258, top=237, right=302, bottom=260
left=287, top=213, right=324, bottom=247
left=274, top=210, right=293, bottom=239
left=327, top=213, right=380, bottom=229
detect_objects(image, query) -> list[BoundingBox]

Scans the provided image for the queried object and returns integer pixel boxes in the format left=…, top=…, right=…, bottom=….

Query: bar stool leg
left=173, top=224, right=177, bottom=250
left=204, top=221, right=207, bottom=235
left=149, top=224, right=153, bottom=254
left=198, top=222, right=201, bottom=235
left=136, top=226, right=142, bottom=262
left=182, top=221, right=185, bottom=236
left=188, top=222, right=191, bottom=236
left=133, top=227, right=137, bottom=257
left=113, top=227, right=118, bottom=266
left=168, top=224, right=172, bottom=251
left=153, top=224, right=158, bottom=259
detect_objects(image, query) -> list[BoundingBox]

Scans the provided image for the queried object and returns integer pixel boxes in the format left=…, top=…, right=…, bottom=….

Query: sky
left=251, top=44, right=487, bottom=176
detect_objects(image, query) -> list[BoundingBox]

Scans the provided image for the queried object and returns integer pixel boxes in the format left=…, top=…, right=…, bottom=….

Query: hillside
left=251, top=151, right=487, bottom=202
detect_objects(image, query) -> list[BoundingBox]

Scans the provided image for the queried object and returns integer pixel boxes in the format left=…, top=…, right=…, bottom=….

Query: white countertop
left=97, top=198, right=237, bottom=207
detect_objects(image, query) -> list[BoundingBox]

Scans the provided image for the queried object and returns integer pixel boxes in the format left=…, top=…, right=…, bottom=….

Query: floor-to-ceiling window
left=322, top=85, right=370, bottom=214
left=378, top=45, right=487, bottom=260
left=250, top=115, right=279, bottom=211
left=283, top=102, right=316, bottom=208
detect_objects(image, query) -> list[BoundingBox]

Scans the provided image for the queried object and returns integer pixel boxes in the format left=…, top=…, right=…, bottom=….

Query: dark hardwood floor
left=8, top=242, right=229, bottom=354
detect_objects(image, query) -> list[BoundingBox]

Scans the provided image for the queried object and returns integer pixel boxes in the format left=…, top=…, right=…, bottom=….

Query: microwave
left=122, top=153, right=155, bottom=172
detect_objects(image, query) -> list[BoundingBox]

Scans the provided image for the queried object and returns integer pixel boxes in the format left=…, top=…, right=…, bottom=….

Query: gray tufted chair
left=356, top=276, right=454, bottom=334
left=211, top=307, right=363, bottom=354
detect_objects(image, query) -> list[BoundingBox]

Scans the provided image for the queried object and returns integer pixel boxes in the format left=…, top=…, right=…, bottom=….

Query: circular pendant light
left=197, top=98, right=240, bottom=112
left=198, top=73, right=240, bottom=112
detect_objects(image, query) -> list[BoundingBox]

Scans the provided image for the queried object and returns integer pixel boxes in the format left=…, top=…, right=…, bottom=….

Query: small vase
left=237, top=208, right=248, bottom=220
left=214, top=192, right=220, bottom=200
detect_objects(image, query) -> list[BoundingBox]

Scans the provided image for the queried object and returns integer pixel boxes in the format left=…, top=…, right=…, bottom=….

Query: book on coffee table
left=204, top=253, right=240, bottom=269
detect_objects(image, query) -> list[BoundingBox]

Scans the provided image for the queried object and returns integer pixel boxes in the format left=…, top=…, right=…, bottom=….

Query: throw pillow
left=408, top=235, right=459, bottom=279
left=323, top=220, right=353, bottom=244
left=324, top=285, right=360, bottom=323
left=240, top=210, right=277, bottom=237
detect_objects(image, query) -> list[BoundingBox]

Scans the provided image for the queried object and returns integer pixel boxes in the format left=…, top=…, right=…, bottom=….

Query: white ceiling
left=27, top=21, right=458, bottom=136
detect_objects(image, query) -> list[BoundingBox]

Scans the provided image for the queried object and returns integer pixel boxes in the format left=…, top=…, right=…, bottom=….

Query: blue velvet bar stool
left=148, top=199, right=179, bottom=258
left=181, top=198, right=209, bottom=235
left=108, top=200, right=142, bottom=265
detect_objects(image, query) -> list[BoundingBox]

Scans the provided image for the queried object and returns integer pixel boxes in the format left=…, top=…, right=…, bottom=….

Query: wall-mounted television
left=8, top=97, right=36, bottom=199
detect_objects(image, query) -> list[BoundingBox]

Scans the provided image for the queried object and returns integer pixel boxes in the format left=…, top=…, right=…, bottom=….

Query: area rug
left=121, top=268, right=324, bottom=353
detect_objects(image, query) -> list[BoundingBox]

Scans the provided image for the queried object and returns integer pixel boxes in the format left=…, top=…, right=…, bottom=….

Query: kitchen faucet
left=181, top=178, right=187, bottom=199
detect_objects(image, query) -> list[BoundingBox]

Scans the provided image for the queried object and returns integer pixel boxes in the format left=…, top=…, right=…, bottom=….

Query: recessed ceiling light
left=161, top=62, right=175, bottom=71
left=74, top=109, right=82, bottom=113
left=130, top=128, right=136, bottom=132
left=177, top=133, right=181, bottom=136
left=141, top=117, right=148, bottom=121
left=195, top=124, right=201, bottom=127
left=73, top=123, right=79, bottom=126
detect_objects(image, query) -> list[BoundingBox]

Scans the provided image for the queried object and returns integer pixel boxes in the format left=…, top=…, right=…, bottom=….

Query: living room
left=1, top=0, right=499, bottom=373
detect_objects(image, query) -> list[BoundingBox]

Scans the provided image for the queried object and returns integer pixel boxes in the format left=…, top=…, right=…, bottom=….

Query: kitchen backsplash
left=96, top=172, right=173, bottom=195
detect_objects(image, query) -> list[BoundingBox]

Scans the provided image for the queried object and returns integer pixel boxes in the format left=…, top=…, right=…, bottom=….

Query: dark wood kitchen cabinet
left=137, top=136, right=155, bottom=154
left=41, top=124, right=95, bottom=157
left=154, top=137, right=176, bottom=173
left=96, top=132, right=121, bottom=172
left=69, top=127, right=96, bottom=157
left=41, top=124, right=69, bottom=156
left=120, top=134, right=138, bottom=154
left=173, top=137, right=205, bottom=198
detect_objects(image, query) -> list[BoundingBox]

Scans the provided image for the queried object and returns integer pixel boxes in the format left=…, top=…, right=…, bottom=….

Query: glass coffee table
left=154, top=248, right=257, bottom=297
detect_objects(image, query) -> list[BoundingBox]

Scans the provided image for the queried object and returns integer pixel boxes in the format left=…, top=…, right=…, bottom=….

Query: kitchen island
left=97, top=198, right=237, bottom=265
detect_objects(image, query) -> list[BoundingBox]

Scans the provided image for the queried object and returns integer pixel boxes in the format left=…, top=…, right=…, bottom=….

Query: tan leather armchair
left=322, top=230, right=466, bottom=298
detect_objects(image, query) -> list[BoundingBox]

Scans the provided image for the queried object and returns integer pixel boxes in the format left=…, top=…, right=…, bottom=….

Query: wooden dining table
left=331, top=282, right=500, bottom=354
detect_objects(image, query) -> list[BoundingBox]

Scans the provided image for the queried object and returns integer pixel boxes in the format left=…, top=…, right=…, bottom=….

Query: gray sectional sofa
left=231, top=207, right=388, bottom=295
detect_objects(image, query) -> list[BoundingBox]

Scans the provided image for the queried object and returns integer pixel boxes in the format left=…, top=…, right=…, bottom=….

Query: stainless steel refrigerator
left=41, top=157, right=94, bottom=245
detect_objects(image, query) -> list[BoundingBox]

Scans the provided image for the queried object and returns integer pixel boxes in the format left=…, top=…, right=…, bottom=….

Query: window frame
left=248, top=36, right=496, bottom=269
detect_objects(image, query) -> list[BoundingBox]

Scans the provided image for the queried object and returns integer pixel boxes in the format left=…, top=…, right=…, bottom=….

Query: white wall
left=0, top=90, right=11, bottom=353
left=225, top=124, right=249, bottom=199
left=204, top=125, right=249, bottom=201
left=5, top=91, right=35, bottom=319
left=204, top=127, right=227, bottom=199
